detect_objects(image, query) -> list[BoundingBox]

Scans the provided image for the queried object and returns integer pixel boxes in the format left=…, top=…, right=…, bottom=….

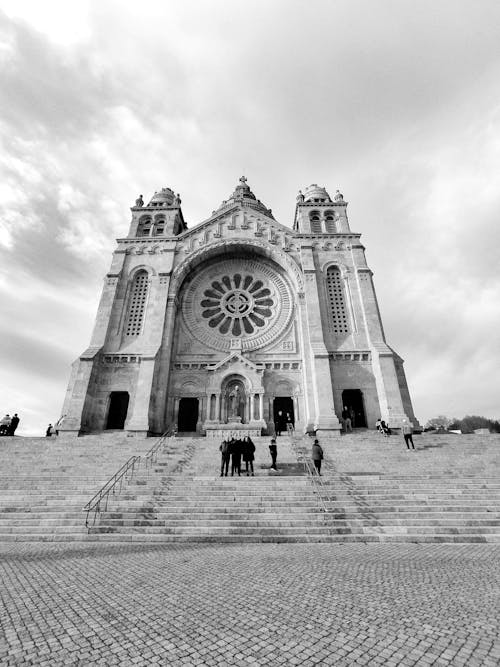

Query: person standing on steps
left=7, top=413, right=19, bottom=436
left=311, top=439, right=324, bottom=475
left=231, top=437, right=242, bottom=476
left=286, top=413, right=294, bottom=434
left=342, top=406, right=352, bottom=433
left=242, top=435, right=255, bottom=476
left=269, top=438, right=277, bottom=471
left=220, top=439, right=230, bottom=476
left=402, top=419, right=415, bottom=450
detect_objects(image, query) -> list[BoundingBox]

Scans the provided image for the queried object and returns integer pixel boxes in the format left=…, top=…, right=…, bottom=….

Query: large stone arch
left=171, top=241, right=300, bottom=354
left=170, top=238, right=304, bottom=295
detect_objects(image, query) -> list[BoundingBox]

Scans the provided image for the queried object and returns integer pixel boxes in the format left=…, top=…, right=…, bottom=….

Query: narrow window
left=153, top=217, right=165, bottom=236
left=310, top=211, right=322, bottom=233
left=325, top=212, right=336, bottom=233
left=125, top=270, right=148, bottom=336
left=137, top=217, right=151, bottom=237
left=326, top=267, right=349, bottom=334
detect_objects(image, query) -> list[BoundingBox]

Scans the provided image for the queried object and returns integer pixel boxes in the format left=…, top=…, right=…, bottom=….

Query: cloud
left=1, top=1, right=500, bottom=434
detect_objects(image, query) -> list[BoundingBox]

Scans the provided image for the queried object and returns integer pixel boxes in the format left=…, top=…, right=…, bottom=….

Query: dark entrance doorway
left=106, top=392, right=129, bottom=430
left=341, top=389, right=367, bottom=428
left=273, top=397, right=294, bottom=434
left=178, top=398, right=199, bottom=432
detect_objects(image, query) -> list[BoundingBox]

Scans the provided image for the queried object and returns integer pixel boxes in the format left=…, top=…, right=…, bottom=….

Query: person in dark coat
left=7, top=413, right=19, bottom=436
left=275, top=411, right=283, bottom=436
left=380, top=420, right=391, bottom=436
left=311, top=439, right=324, bottom=475
left=269, top=438, right=277, bottom=471
left=219, top=439, right=230, bottom=476
left=242, top=436, right=256, bottom=476
left=230, top=438, right=241, bottom=476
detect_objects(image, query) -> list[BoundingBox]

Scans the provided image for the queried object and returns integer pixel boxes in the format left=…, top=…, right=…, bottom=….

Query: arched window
left=309, top=211, right=322, bottom=233
left=153, top=216, right=165, bottom=236
left=324, top=211, right=336, bottom=233
left=137, top=217, right=151, bottom=237
left=326, top=266, right=349, bottom=334
left=125, top=270, right=148, bottom=336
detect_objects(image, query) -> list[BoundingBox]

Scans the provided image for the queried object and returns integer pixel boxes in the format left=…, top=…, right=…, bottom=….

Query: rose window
left=201, top=274, right=274, bottom=336
left=181, top=257, right=293, bottom=352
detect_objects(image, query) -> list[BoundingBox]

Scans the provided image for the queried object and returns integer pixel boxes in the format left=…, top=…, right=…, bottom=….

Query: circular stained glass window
left=182, top=257, right=293, bottom=352
left=201, top=274, right=274, bottom=336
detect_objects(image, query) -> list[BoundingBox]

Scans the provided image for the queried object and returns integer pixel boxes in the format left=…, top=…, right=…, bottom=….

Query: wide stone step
left=335, top=510, right=500, bottom=520
left=90, top=525, right=349, bottom=536
left=97, top=515, right=333, bottom=527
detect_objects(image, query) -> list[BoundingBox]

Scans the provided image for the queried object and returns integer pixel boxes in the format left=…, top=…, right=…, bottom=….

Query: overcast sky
left=1, top=0, right=499, bottom=435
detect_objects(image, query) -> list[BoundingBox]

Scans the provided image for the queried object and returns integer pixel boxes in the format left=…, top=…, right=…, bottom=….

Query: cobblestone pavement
left=1, top=543, right=500, bottom=666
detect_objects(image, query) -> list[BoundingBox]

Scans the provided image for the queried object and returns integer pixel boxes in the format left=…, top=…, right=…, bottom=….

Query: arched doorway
left=106, top=392, right=129, bottom=430
left=178, top=398, right=199, bottom=432
left=341, top=389, right=367, bottom=428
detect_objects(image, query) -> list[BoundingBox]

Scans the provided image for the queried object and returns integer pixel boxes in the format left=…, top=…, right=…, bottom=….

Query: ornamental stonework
left=181, top=258, right=294, bottom=352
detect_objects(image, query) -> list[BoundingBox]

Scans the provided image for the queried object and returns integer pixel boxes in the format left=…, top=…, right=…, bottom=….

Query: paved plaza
left=1, top=543, right=500, bottom=666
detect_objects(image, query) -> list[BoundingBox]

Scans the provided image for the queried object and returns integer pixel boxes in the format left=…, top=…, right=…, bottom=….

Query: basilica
left=60, top=177, right=419, bottom=437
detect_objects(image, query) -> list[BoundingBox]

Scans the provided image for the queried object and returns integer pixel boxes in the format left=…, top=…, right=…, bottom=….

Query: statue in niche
left=228, top=385, right=240, bottom=417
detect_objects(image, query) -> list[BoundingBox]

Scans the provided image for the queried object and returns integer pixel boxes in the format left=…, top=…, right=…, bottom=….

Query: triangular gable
left=180, top=205, right=295, bottom=241
left=208, top=352, right=263, bottom=373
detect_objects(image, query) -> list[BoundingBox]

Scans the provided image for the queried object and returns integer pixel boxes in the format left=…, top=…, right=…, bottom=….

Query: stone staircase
left=90, top=436, right=343, bottom=543
left=317, top=431, right=500, bottom=543
left=1, top=431, right=500, bottom=543
left=0, top=433, right=152, bottom=542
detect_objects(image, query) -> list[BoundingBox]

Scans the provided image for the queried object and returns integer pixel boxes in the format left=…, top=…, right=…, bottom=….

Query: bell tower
left=128, top=188, right=187, bottom=238
left=293, top=184, right=350, bottom=234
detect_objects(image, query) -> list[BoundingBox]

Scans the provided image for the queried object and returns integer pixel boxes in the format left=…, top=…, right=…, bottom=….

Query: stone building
left=60, top=177, right=419, bottom=437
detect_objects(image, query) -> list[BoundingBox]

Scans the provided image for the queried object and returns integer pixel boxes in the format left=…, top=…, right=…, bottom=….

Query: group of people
left=375, top=418, right=392, bottom=436
left=376, top=417, right=415, bottom=449
left=0, top=413, right=20, bottom=436
left=219, top=436, right=256, bottom=476
left=274, top=411, right=294, bottom=436
left=341, top=406, right=356, bottom=432
left=219, top=435, right=325, bottom=476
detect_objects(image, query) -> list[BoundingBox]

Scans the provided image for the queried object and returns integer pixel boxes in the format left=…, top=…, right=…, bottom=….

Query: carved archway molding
left=170, top=238, right=304, bottom=296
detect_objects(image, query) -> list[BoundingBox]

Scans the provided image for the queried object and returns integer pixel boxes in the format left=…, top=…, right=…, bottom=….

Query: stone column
left=259, top=394, right=263, bottom=421
left=250, top=394, right=255, bottom=421
left=215, top=394, right=220, bottom=422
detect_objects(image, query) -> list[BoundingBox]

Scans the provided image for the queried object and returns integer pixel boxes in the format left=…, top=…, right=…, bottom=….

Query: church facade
left=60, top=178, right=419, bottom=437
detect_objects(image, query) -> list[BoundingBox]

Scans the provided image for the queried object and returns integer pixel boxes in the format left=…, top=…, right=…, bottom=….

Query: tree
left=425, top=415, right=452, bottom=430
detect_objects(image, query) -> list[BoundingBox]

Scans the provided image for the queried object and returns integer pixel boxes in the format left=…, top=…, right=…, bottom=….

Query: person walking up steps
left=311, top=439, right=324, bottom=475
left=402, top=419, right=415, bottom=450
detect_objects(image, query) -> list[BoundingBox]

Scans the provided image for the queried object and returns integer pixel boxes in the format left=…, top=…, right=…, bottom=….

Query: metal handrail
left=83, top=428, right=177, bottom=529
left=290, top=438, right=331, bottom=513
left=83, top=455, right=141, bottom=528
left=143, top=428, right=175, bottom=471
